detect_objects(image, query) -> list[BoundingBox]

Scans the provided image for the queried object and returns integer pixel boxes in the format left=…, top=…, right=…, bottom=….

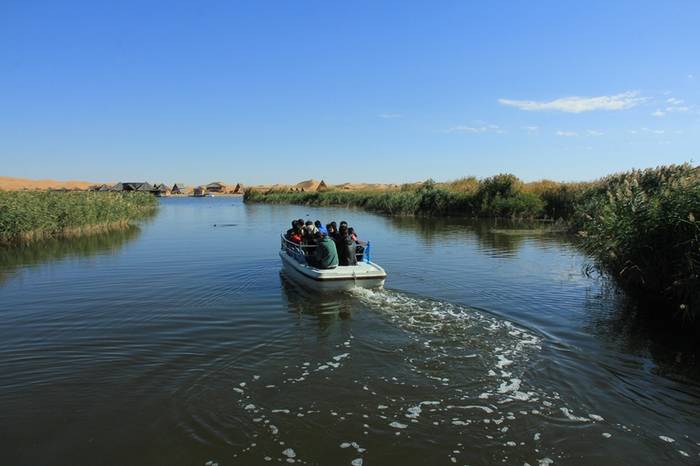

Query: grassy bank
left=246, top=164, right=700, bottom=323
left=0, top=191, right=157, bottom=245
left=245, top=175, right=585, bottom=219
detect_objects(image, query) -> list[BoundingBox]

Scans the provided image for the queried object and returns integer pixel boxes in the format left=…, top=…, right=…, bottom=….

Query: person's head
left=340, top=221, right=348, bottom=228
left=327, top=223, right=336, bottom=233
left=348, top=227, right=355, bottom=235
left=315, top=231, right=325, bottom=240
left=314, top=220, right=322, bottom=228
left=339, top=224, right=348, bottom=236
left=305, top=220, right=313, bottom=227
left=330, top=221, right=337, bottom=228
left=291, top=220, right=298, bottom=228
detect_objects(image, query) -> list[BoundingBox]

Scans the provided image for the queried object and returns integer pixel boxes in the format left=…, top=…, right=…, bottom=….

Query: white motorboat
left=279, top=234, right=387, bottom=290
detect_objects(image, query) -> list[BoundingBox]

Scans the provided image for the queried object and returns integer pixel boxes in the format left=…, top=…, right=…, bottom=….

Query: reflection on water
left=0, top=226, right=142, bottom=284
left=387, top=215, right=574, bottom=257
left=1, top=198, right=699, bottom=466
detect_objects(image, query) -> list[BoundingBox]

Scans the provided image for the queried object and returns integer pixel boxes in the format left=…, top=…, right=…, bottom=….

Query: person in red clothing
left=289, top=225, right=303, bottom=244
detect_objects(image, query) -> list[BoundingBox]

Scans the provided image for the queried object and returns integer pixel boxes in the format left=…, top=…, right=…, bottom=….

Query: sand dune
left=0, top=176, right=99, bottom=191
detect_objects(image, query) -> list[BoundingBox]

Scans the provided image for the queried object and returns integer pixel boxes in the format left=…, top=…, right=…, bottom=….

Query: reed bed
left=573, top=164, right=700, bottom=322
left=245, top=176, right=551, bottom=219
left=0, top=191, right=158, bottom=245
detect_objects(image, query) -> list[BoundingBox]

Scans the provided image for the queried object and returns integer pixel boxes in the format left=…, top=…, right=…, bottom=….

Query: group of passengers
left=284, top=218, right=364, bottom=269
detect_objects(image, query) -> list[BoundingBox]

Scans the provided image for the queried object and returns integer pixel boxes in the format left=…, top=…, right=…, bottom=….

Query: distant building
left=232, top=183, right=243, bottom=194
left=171, top=183, right=188, bottom=195
left=153, top=184, right=171, bottom=197
left=113, top=182, right=154, bottom=193
left=206, top=182, right=227, bottom=193
left=193, top=186, right=207, bottom=197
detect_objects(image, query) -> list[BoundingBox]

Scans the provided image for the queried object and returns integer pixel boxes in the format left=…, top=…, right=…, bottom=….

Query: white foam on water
left=351, top=459, right=363, bottom=466
left=559, top=408, right=590, bottom=422
left=659, top=436, right=675, bottom=443
left=282, top=448, right=296, bottom=458
left=588, top=414, right=604, bottom=422
left=602, top=433, right=611, bottom=438
left=389, top=421, right=408, bottom=429
left=333, top=353, right=350, bottom=361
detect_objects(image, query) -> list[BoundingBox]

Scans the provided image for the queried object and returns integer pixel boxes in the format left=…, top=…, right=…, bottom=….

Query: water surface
left=1, top=197, right=698, bottom=465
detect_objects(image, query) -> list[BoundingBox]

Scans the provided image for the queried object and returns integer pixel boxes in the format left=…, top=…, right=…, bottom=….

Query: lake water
left=1, top=197, right=698, bottom=466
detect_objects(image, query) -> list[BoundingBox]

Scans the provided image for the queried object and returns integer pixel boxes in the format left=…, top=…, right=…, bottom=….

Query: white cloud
left=498, top=91, right=646, bottom=113
left=666, top=97, right=684, bottom=105
left=640, top=127, right=665, bottom=135
left=523, top=125, right=539, bottom=132
left=443, top=124, right=503, bottom=134
left=556, top=130, right=578, bottom=137
left=587, top=129, right=604, bottom=136
left=378, top=113, right=402, bottom=119
left=652, top=109, right=666, bottom=117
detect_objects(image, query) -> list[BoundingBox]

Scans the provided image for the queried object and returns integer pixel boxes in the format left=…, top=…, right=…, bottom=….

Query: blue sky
left=1, top=1, right=698, bottom=185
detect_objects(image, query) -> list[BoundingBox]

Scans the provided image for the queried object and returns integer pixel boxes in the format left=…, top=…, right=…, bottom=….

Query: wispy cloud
left=556, top=130, right=578, bottom=137
left=443, top=124, right=503, bottom=134
left=587, top=129, right=604, bottom=136
left=378, top=113, right=402, bottom=119
left=522, top=125, right=539, bottom=132
left=499, top=91, right=646, bottom=113
left=651, top=98, right=690, bottom=117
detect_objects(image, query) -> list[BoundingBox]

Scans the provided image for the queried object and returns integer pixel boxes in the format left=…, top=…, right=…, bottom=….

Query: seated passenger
left=349, top=227, right=364, bottom=261
left=336, top=225, right=358, bottom=266
left=305, top=220, right=318, bottom=237
left=308, top=232, right=338, bottom=269
left=286, top=220, right=298, bottom=239
left=289, top=225, right=303, bottom=244
left=315, top=220, right=328, bottom=235
left=326, top=223, right=337, bottom=238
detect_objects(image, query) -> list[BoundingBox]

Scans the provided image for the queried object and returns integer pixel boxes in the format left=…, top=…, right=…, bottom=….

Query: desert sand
left=0, top=176, right=100, bottom=191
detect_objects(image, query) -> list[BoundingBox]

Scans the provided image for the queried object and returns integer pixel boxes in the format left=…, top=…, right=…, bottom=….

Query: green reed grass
left=573, top=163, right=700, bottom=321
left=0, top=191, right=158, bottom=245
left=245, top=176, right=548, bottom=219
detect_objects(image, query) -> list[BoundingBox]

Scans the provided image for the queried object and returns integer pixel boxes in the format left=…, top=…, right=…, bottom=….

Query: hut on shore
left=206, top=182, right=227, bottom=193
left=231, top=183, right=244, bottom=194
left=112, top=182, right=155, bottom=193
left=171, top=183, right=188, bottom=195
left=153, top=183, right=171, bottom=197
left=193, top=186, right=207, bottom=197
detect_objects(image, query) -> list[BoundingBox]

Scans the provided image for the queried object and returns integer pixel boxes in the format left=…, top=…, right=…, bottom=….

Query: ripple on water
left=215, top=288, right=637, bottom=465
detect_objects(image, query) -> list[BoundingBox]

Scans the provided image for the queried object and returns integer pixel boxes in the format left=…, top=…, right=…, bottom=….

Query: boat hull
left=279, top=250, right=386, bottom=290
